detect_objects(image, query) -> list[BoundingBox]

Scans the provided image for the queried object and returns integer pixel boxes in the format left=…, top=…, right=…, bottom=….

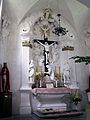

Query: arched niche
left=19, top=7, right=80, bottom=115
left=19, top=8, right=78, bottom=89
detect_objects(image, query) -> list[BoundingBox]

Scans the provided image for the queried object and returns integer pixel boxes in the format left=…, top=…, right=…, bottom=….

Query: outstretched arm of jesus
left=36, top=40, right=45, bottom=47
left=49, top=41, right=58, bottom=47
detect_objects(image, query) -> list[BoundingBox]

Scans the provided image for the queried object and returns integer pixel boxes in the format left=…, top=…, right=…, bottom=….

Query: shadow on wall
left=81, top=90, right=88, bottom=110
left=12, top=90, right=21, bottom=115
left=0, top=64, right=2, bottom=92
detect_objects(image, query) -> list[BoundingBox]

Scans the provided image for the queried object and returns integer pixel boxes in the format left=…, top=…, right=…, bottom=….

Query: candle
left=55, top=66, right=56, bottom=73
left=61, top=73, right=62, bottom=81
left=56, top=80, right=58, bottom=87
left=59, top=66, right=60, bottom=74
left=40, top=80, right=42, bottom=87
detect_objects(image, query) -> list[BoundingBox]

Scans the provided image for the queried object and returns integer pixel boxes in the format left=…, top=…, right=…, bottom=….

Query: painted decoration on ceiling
left=1, top=15, right=10, bottom=39
left=84, top=26, right=90, bottom=47
left=32, top=8, right=58, bottom=38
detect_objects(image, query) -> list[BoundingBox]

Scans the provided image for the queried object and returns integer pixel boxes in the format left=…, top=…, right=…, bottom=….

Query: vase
left=72, top=102, right=81, bottom=110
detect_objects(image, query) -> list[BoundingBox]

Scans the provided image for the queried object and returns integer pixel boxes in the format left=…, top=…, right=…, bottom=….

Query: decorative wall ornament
left=33, top=41, right=43, bottom=62
left=1, top=15, right=10, bottom=39
left=62, top=46, right=74, bottom=51
left=29, top=60, right=35, bottom=84
left=20, top=19, right=31, bottom=40
left=32, top=8, right=74, bottom=40
left=32, top=8, right=58, bottom=38
left=84, top=27, right=90, bottom=38
left=85, top=31, right=90, bottom=38
left=84, top=26, right=90, bottom=47
left=20, top=21, right=30, bottom=35
left=22, top=40, right=32, bottom=48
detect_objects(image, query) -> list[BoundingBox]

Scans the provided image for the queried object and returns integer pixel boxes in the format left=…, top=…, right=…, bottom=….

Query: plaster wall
left=0, top=21, right=89, bottom=115
left=0, top=0, right=90, bottom=115
left=0, top=18, right=89, bottom=115
left=9, top=17, right=89, bottom=114
left=0, top=17, right=22, bottom=114
left=6, top=22, right=21, bottom=114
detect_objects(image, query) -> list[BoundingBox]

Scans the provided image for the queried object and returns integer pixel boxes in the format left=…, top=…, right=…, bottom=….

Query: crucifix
left=34, top=37, right=57, bottom=75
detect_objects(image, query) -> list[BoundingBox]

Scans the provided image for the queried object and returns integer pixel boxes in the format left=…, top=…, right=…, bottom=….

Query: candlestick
left=59, top=66, right=60, bottom=74
left=55, top=80, right=58, bottom=87
left=60, top=73, right=62, bottom=81
left=55, top=66, right=56, bottom=73
left=40, top=80, right=42, bottom=88
left=36, top=66, right=38, bottom=72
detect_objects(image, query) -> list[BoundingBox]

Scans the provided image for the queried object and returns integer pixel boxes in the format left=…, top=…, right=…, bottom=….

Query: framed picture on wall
left=46, top=82, right=54, bottom=88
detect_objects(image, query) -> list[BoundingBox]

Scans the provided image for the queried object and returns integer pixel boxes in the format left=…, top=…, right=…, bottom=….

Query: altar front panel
left=30, top=88, right=73, bottom=114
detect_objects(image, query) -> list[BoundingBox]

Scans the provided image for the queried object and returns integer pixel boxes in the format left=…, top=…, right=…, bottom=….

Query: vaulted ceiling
left=77, top=0, right=90, bottom=9
left=3, top=0, right=90, bottom=34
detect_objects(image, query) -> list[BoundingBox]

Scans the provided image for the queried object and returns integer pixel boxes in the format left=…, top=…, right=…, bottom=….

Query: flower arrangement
left=35, top=71, right=44, bottom=80
left=70, top=92, right=82, bottom=105
left=55, top=73, right=61, bottom=80
left=54, top=73, right=63, bottom=80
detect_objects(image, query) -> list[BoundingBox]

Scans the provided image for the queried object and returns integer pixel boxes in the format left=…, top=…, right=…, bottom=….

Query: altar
left=31, top=88, right=75, bottom=113
left=20, top=8, right=80, bottom=115
left=30, top=87, right=85, bottom=119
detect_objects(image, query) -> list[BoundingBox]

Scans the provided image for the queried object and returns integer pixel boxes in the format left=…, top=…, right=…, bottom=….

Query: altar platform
left=30, top=87, right=82, bottom=116
left=32, top=110, right=85, bottom=120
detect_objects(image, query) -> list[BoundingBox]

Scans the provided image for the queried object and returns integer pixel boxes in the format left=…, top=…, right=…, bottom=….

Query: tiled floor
left=86, top=103, right=90, bottom=120
left=0, top=115, right=86, bottom=120
left=0, top=112, right=86, bottom=120
left=0, top=103, right=90, bottom=120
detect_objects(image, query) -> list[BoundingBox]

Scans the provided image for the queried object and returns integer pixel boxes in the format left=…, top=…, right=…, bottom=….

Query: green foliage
left=70, top=56, right=90, bottom=65
left=70, top=92, right=82, bottom=105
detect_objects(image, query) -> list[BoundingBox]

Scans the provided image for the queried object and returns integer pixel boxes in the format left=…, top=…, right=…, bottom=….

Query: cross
left=34, top=37, right=58, bottom=75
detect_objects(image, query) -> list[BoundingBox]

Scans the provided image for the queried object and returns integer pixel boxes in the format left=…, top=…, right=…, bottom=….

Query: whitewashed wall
left=0, top=16, right=89, bottom=115
left=0, top=0, right=90, bottom=115
left=0, top=14, right=22, bottom=114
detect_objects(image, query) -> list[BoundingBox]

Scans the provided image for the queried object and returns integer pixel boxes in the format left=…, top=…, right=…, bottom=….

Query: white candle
left=40, top=80, right=42, bottom=87
left=59, top=66, right=60, bottom=74
left=56, top=80, right=58, bottom=87
left=61, top=73, right=62, bottom=81
left=55, top=66, right=56, bottom=73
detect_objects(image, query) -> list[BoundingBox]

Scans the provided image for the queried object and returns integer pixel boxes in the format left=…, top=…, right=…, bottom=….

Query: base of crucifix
left=43, top=72, right=53, bottom=82
left=44, top=74, right=51, bottom=80
left=42, top=73, right=54, bottom=88
left=44, top=72, right=50, bottom=76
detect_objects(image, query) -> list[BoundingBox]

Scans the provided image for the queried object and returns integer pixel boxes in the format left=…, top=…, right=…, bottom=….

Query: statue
left=52, top=42, right=59, bottom=63
left=63, top=62, right=71, bottom=87
left=49, top=62, right=55, bottom=80
left=29, top=60, right=35, bottom=84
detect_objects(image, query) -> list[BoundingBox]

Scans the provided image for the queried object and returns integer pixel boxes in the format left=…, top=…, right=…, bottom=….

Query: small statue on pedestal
left=29, top=60, right=35, bottom=88
left=63, top=62, right=71, bottom=88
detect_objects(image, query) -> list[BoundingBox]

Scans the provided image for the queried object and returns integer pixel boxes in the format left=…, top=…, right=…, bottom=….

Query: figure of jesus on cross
left=34, top=37, right=57, bottom=75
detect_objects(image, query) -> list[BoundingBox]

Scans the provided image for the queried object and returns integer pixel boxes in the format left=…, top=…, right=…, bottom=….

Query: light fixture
left=53, top=14, right=68, bottom=36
